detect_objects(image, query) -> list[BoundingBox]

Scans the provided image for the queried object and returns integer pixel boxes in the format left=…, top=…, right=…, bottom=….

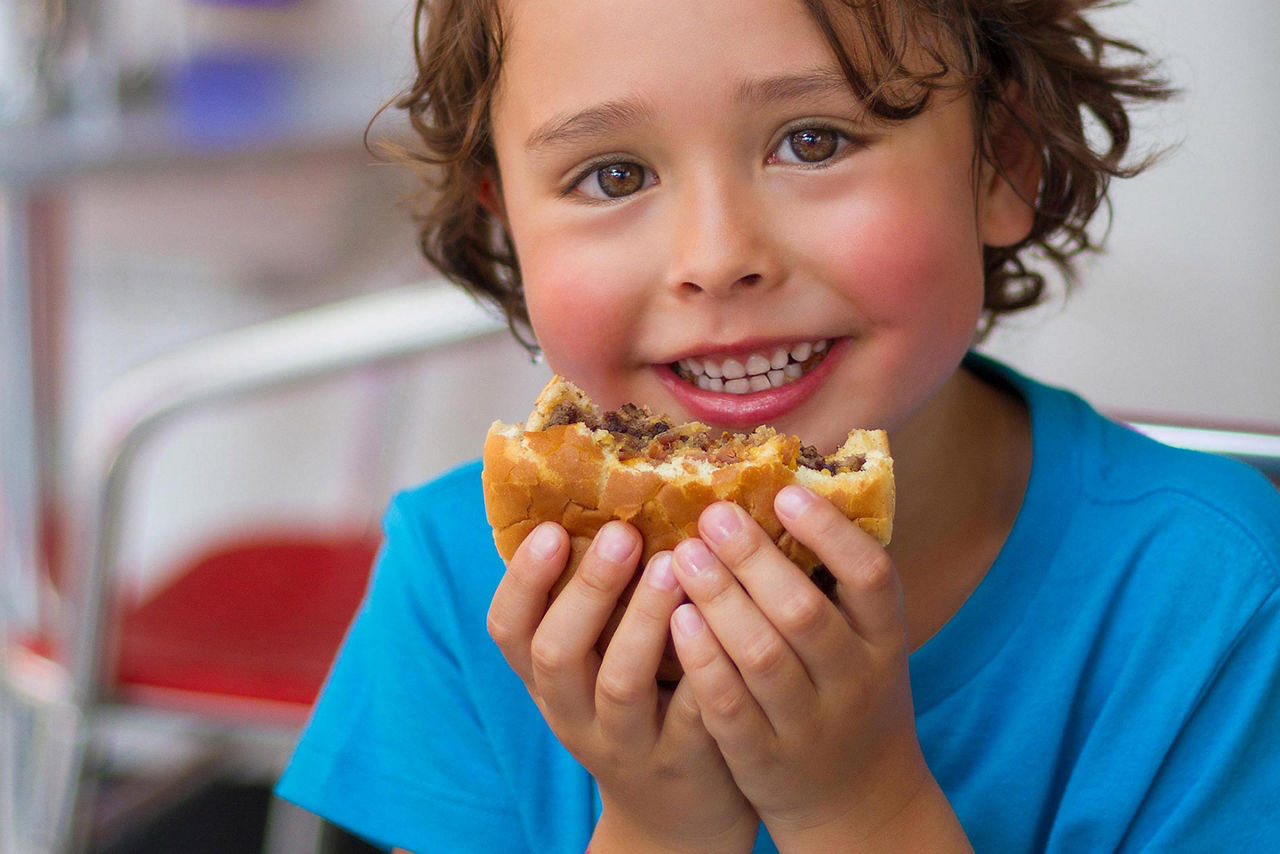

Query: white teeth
left=696, top=375, right=724, bottom=392
left=676, top=338, right=831, bottom=395
left=721, top=358, right=746, bottom=380
left=745, top=354, right=772, bottom=376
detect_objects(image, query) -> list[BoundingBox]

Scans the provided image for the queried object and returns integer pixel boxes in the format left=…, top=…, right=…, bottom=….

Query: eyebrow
left=733, top=68, right=854, bottom=105
left=525, top=97, right=654, bottom=153
left=523, top=68, right=855, bottom=153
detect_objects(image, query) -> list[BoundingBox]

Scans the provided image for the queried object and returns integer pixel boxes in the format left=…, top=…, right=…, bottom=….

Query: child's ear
left=978, top=85, right=1042, bottom=248
left=477, top=170, right=508, bottom=224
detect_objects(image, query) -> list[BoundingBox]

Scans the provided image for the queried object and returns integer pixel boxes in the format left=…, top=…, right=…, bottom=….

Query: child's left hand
left=669, top=486, right=971, bottom=852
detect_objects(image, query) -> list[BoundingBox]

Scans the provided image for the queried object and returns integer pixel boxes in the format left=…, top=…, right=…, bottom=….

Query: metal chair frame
left=3, top=282, right=506, bottom=853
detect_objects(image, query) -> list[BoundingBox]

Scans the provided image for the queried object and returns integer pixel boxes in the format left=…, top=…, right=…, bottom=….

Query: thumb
left=660, top=677, right=719, bottom=754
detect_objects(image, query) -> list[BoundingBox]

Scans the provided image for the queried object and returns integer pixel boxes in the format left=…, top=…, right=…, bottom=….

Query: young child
left=277, top=0, right=1280, bottom=851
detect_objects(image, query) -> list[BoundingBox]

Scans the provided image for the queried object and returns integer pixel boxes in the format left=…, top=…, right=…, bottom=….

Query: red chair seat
left=113, top=533, right=379, bottom=715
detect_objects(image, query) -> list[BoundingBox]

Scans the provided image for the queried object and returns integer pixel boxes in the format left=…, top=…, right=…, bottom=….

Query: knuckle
left=678, top=634, right=719, bottom=672
left=800, top=499, right=859, bottom=546
left=623, top=597, right=666, bottom=634
left=675, top=543, right=736, bottom=606
left=853, top=548, right=896, bottom=593
left=726, top=528, right=769, bottom=565
left=813, top=500, right=848, bottom=537
left=529, top=633, right=570, bottom=676
left=776, top=587, right=827, bottom=636
left=701, top=571, right=739, bottom=609
left=706, top=685, right=751, bottom=722
left=596, top=669, right=645, bottom=708
left=739, top=632, right=788, bottom=678
left=727, top=526, right=783, bottom=575
left=574, top=561, right=625, bottom=602
left=485, top=609, right=513, bottom=647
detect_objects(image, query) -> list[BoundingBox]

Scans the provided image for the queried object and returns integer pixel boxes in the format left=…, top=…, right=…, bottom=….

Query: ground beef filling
left=544, top=400, right=866, bottom=473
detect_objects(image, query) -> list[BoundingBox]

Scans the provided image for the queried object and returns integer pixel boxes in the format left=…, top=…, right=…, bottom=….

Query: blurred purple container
left=164, top=50, right=298, bottom=148
left=191, top=1, right=304, bottom=6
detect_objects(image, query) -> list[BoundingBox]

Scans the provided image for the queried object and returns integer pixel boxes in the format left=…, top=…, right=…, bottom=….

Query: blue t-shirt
left=277, top=357, right=1280, bottom=852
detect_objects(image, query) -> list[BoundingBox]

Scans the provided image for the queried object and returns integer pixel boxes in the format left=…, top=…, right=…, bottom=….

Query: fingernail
left=673, top=604, right=705, bottom=636
left=701, top=502, right=742, bottom=543
left=646, top=552, right=679, bottom=592
left=596, top=523, right=635, bottom=563
left=674, top=539, right=715, bottom=576
left=775, top=485, right=816, bottom=520
left=528, top=523, right=561, bottom=559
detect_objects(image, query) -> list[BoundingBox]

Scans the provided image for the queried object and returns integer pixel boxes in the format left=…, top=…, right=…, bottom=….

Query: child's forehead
left=493, top=0, right=954, bottom=127
left=496, top=0, right=940, bottom=83
left=498, top=2, right=827, bottom=85
left=497, top=0, right=920, bottom=26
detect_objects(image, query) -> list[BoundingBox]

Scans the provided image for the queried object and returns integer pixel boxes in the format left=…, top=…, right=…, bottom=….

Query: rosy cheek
left=523, top=261, right=632, bottom=391
left=837, top=191, right=985, bottom=328
left=516, top=206, right=661, bottom=381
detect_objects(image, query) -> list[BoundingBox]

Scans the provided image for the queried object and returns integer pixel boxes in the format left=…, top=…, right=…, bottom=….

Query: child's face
left=490, top=0, right=1020, bottom=451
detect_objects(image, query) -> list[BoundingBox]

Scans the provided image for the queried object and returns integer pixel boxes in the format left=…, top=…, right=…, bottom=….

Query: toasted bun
left=481, top=375, right=895, bottom=679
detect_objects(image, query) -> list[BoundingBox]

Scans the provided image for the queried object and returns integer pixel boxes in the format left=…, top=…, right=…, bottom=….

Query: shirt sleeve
left=1122, top=585, right=1280, bottom=851
left=275, top=492, right=528, bottom=853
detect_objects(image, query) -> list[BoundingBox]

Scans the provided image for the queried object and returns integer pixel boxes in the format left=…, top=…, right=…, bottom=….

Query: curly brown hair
left=389, top=0, right=1172, bottom=350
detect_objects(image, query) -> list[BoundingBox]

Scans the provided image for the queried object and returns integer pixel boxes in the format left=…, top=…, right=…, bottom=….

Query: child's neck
left=887, top=365, right=1033, bottom=651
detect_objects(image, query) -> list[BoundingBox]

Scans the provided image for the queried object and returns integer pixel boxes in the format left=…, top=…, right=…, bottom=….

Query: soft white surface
left=979, top=0, right=1280, bottom=424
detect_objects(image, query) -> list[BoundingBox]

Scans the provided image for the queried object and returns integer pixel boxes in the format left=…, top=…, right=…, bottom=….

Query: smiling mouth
left=670, top=339, right=832, bottom=394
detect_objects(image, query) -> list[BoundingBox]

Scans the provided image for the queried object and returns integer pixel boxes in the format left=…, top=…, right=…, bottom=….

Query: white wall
left=980, top=0, right=1280, bottom=424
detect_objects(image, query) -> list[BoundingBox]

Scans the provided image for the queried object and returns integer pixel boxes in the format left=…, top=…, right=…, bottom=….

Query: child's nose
left=666, top=177, right=777, bottom=298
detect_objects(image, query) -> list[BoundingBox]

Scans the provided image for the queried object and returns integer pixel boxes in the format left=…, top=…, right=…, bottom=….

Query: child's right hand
left=487, top=521, right=759, bottom=854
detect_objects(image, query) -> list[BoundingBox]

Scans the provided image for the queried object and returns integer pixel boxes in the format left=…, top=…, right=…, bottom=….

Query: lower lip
left=656, top=339, right=844, bottom=428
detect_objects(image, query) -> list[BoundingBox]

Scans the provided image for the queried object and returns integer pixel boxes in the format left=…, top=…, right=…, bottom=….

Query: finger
left=672, top=536, right=813, bottom=718
left=596, top=551, right=685, bottom=740
left=698, top=502, right=850, bottom=684
left=775, top=486, right=906, bottom=647
left=487, top=522, right=569, bottom=683
left=530, top=521, right=643, bottom=720
left=670, top=603, right=774, bottom=755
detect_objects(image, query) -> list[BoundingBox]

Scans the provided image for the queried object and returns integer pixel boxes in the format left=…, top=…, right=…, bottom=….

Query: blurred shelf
left=0, top=57, right=409, bottom=187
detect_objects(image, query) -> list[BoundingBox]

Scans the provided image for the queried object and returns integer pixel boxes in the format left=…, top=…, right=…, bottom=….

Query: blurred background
left=1, top=0, right=1277, bottom=852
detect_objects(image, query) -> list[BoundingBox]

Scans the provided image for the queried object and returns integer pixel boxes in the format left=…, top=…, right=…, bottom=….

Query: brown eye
left=787, top=128, right=839, bottom=163
left=597, top=162, right=646, bottom=197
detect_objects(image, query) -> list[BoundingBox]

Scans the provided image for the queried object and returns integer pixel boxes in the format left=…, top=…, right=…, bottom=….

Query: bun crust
left=481, top=376, right=895, bottom=679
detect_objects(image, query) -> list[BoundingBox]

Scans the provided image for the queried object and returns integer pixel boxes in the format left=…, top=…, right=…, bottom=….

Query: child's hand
left=669, top=488, right=971, bottom=852
left=487, top=521, right=758, bottom=854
